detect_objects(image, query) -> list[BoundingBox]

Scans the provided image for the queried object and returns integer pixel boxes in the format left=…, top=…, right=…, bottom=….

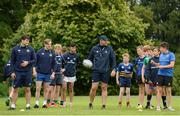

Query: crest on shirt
left=105, top=51, right=108, bottom=53
left=121, top=66, right=124, bottom=69
left=96, top=51, right=99, bottom=53
left=42, top=53, right=44, bottom=55
left=67, top=57, right=70, bottom=60
left=26, top=49, right=30, bottom=52
left=49, top=54, right=52, bottom=57
left=73, top=58, right=76, bottom=60
left=18, top=49, right=21, bottom=52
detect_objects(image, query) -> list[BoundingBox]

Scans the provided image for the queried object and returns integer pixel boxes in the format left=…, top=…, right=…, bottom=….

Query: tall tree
left=2, top=0, right=148, bottom=95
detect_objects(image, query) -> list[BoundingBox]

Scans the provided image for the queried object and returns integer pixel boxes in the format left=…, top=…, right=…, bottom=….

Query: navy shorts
left=92, top=71, right=109, bottom=84
left=13, top=71, right=32, bottom=88
left=36, top=73, right=51, bottom=83
left=119, top=77, right=131, bottom=87
left=157, top=75, right=173, bottom=87
left=50, top=74, right=63, bottom=86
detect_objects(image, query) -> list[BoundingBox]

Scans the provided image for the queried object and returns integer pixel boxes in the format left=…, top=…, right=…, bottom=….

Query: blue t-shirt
left=158, top=51, right=175, bottom=77
left=134, top=57, right=145, bottom=77
left=117, top=63, right=133, bottom=78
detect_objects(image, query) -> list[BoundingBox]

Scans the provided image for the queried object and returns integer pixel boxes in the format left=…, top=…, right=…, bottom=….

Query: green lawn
left=0, top=96, right=180, bottom=115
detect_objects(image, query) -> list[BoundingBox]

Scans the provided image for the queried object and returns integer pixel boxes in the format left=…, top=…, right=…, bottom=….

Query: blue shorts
left=13, top=71, right=32, bottom=88
left=119, top=77, right=131, bottom=87
left=92, top=71, right=109, bottom=84
left=36, top=73, right=51, bottom=83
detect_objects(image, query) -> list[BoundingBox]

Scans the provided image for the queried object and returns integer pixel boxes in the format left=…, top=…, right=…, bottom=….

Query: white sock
left=35, top=100, right=39, bottom=105
left=26, top=104, right=30, bottom=107
left=11, top=104, right=16, bottom=108
left=43, top=100, right=47, bottom=105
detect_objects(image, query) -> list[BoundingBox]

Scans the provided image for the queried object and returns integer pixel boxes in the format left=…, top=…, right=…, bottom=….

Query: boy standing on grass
left=33, top=39, right=56, bottom=108
left=141, top=45, right=154, bottom=109
left=135, top=46, right=145, bottom=111
left=116, top=53, right=133, bottom=109
left=3, top=60, right=14, bottom=106
left=60, top=46, right=68, bottom=107
left=62, top=43, right=80, bottom=109
left=156, top=42, right=175, bottom=111
left=9, top=35, right=36, bottom=110
left=49, top=44, right=64, bottom=107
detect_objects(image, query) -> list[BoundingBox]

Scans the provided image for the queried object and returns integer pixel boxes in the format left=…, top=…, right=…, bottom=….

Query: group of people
left=3, top=34, right=175, bottom=112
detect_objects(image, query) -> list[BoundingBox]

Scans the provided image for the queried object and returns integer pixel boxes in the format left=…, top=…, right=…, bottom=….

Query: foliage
left=2, top=0, right=148, bottom=95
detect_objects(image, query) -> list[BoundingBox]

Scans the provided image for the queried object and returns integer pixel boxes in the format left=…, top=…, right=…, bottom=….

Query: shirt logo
left=121, top=66, right=124, bottom=69
left=96, top=51, right=99, bottom=53
left=49, top=54, right=52, bottom=57
left=67, top=57, right=70, bottom=60
left=42, top=53, right=44, bottom=55
left=26, top=49, right=30, bottom=52
left=105, top=51, right=108, bottom=53
left=18, top=49, right=21, bottom=52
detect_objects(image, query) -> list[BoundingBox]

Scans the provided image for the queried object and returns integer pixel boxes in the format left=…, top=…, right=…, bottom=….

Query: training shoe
left=5, top=98, right=11, bottom=106
left=33, top=104, right=39, bottom=108
left=89, top=103, right=93, bottom=109
left=163, top=106, right=168, bottom=110
left=26, top=106, right=31, bottom=110
left=156, top=106, right=161, bottom=111
left=8, top=107, right=15, bottom=110
left=101, top=105, right=106, bottom=110
left=60, top=101, right=64, bottom=106
left=42, top=104, right=48, bottom=108
left=137, top=105, right=143, bottom=111
left=168, top=107, right=175, bottom=111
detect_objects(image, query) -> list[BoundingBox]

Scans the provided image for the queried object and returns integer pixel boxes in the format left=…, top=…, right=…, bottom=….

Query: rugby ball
left=83, top=59, right=93, bottom=68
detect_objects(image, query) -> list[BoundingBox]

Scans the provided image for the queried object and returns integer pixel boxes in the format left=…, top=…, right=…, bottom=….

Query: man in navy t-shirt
left=156, top=42, right=175, bottom=111
left=9, top=35, right=36, bottom=110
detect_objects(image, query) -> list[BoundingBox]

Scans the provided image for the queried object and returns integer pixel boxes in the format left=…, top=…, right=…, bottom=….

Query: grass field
left=0, top=96, right=180, bottom=115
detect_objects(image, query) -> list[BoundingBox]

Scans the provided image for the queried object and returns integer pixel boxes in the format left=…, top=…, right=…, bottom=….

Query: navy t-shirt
left=116, top=63, right=133, bottom=78
left=63, top=52, right=79, bottom=77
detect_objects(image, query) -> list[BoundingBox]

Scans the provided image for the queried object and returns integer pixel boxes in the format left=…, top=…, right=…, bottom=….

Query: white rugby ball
left=83, top=59, right=93, bottom=68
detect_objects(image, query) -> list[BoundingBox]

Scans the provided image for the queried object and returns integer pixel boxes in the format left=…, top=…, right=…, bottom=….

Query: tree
left=2, top=0, right=148, bottom=95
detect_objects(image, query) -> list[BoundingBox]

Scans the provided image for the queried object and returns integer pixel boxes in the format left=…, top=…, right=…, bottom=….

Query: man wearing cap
left=88, top=35, right=116, bottom=109
left=9, top=35, right=36, bottom=110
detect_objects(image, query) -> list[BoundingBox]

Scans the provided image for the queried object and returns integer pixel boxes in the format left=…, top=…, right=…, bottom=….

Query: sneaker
left=145, top=105, right=150, bottom=109
left=163, top=106, right=168, bottom=110
left=50, top=102, right=55, bottom=107
left=5, top=98, right=11, bottom=106
left=60, top=101, right=64, bottom=106
left=26, top=106, right=31, bottom=110
left=33, top=104, right=39, bottom=108
left=101, top=105, right=106, bottom=110
left=168, top=107, right=175, bottom=111
left=137, top=105, right=143, bottom=111
left=8, top=107, right=15, bottom=110
left=150, top=105, right=154, bottom=109
left=42, top=104, right=48, bottom=108
left=156, top=106, right=161, bottom=111
left=89, top=103, right=93, bottom=109
left=62, top=102, right=66, bottom=108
